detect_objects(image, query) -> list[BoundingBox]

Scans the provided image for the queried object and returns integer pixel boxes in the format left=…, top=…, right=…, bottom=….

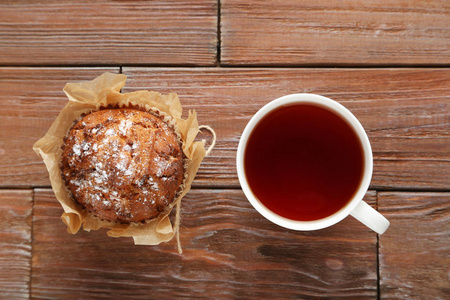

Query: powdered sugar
left=153, top=156, right=171, bottom=177
left=117, top=153, right=129, bottom=172
left=118, top=119, right=132, bottom=135
left=70, top=179, right=81, bottom=186
left=72, top=144, right=81, bottom=156
left=82, top=142, right=91, bottom=151
left=105, top=128, right=115, bottom=136
left=92, top=184, right=109, bottom=194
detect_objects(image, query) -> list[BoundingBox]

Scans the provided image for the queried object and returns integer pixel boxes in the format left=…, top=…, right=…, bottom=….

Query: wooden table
left=1, top=1, right=449, bottom=299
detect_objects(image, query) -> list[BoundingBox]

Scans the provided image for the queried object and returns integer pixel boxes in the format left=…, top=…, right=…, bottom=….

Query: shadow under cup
left=237, top=94, right=374, bottom=231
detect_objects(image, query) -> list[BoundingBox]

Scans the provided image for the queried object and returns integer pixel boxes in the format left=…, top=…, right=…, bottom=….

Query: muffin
left=60, top=107, right=185, bottom=223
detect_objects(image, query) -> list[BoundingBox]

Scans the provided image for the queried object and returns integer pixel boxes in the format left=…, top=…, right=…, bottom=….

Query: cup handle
left=350, top=201, right=390, bottom=234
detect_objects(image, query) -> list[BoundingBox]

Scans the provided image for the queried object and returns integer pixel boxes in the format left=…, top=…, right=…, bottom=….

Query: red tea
left=244, top=104, right=364, bottom=221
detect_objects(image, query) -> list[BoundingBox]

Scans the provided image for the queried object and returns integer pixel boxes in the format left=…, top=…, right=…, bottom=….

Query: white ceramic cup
left=236, top=93, right=390, bottom=234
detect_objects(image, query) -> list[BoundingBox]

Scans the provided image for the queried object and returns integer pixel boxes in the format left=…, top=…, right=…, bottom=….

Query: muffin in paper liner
left=33, top=72, right=212, bottom=251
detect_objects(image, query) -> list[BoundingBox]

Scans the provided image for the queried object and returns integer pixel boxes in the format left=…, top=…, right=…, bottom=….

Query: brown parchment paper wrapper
left=33, top=72, right=209, bottom=250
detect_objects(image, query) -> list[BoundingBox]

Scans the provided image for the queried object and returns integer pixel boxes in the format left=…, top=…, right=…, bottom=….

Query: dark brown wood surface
left=1, top=68, right=449, bottom=190
left=0, top=190, right=32, bottom=299
left=379, top=192, right=450, bottom=299
left=0, top=1, right=217, bottom=66
left=221, top=0, right=450, bottom=66
left=1, top=0, right=449, bottom=298
left=32, top=188, right=378, bottom=299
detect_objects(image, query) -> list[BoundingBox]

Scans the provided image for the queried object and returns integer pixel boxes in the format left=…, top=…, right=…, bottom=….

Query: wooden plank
left=2, top=68, right=448, bottom=189
left=378, top=192, right=450, bottom=299
left=0, top=1, right=217, bottom=66
left=0, top=190, right=33, bottom=299
left=0, top=67, right=118, bottom=187
left=122, top=67, right=450, bottom=189
left=32, top=188, right=377, bottom=299
left=221, top=0, right=450, bottom=66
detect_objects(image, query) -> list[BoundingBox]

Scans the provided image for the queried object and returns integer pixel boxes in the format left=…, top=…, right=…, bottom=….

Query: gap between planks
left=29, top=189, right=35, bottom=300
left=2, top=186, right=449, bottom=192
left=1, top=64, right=450, bottom=69
left=376, top=191, right=381, bottom=300
left=216, top=0, right=222, bottom=66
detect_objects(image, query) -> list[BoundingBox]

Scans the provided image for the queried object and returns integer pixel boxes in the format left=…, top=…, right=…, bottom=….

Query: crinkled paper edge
left=33, top=72, right=207, bottom=248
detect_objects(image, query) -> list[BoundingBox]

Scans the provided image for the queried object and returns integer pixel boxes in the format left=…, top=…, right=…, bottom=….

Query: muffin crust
left=61, top=108, right=185, bottom=223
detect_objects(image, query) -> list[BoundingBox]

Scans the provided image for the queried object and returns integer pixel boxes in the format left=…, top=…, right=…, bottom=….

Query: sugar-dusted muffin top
left=61, top=108, right=185, bottom=223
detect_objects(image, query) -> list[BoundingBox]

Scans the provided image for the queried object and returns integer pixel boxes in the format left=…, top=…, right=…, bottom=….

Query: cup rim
left=236, top=93, right=373, bottom=231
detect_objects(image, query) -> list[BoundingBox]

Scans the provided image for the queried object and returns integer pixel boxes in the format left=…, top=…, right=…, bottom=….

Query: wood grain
left=32, top=188, right=377, bottom=299
left=122, top=67, right=450, bottom=190
left=378, top=192, right=450, bottom=300
left=0, top=0, right=217, bottom=66
left=2, top=68, right=448, bottom=189
left=0, top=67, right=118, bottom=187
left=0, top=190, right=33, bottom=299
left=221, top=0, right=450, bottom=66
